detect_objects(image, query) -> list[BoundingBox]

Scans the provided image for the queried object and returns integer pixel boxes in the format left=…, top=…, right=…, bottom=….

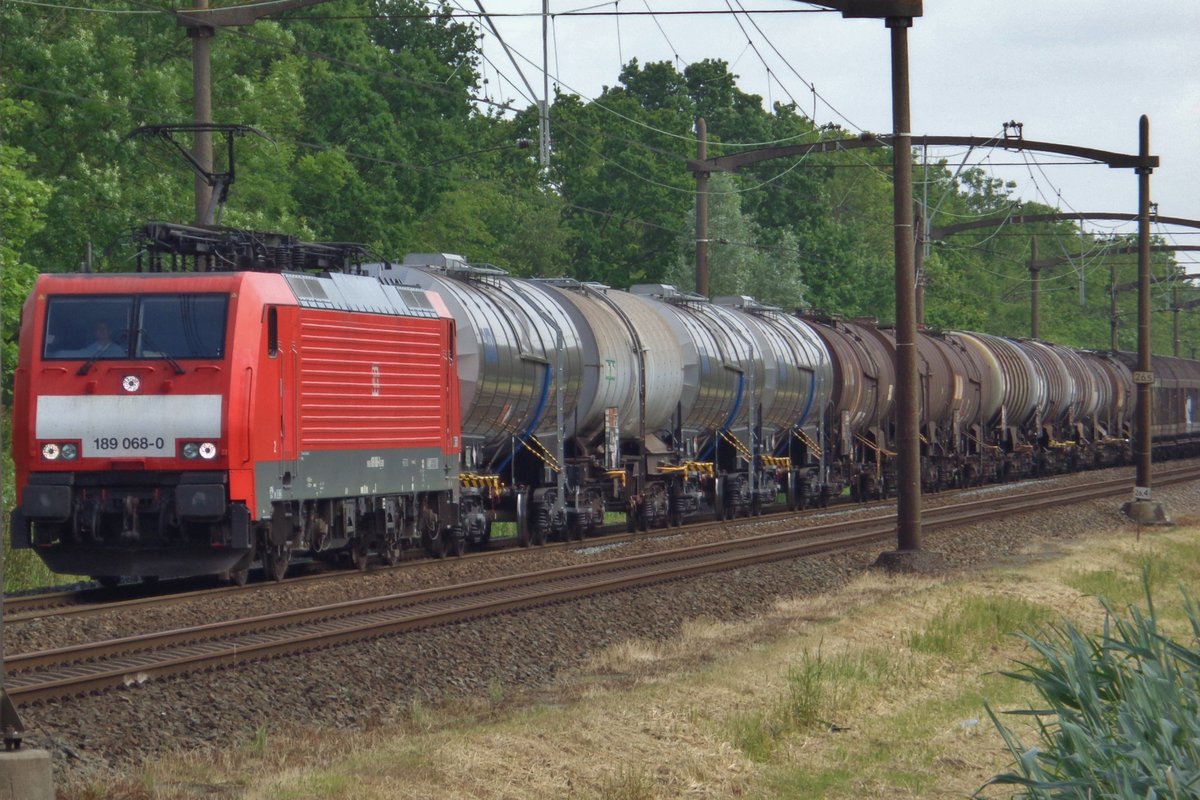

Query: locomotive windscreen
left=42, top=293, right=229, bottom=361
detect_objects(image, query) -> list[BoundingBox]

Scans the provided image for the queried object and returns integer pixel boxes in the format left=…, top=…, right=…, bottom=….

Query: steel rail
left=5, top=463, right=1192, bottom=625
left=1, top=493, right=907, bottom=624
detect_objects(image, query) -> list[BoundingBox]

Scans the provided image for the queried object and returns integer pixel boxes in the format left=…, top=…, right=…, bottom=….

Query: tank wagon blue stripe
left=494, top=362, right=552, bottom=474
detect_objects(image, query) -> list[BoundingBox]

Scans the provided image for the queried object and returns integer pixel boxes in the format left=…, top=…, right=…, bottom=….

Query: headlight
left=60, top=443, right=78, bottom=460
left=41, top=443, right=60, bottom=460
left=181, top=441, right=219, bottom=460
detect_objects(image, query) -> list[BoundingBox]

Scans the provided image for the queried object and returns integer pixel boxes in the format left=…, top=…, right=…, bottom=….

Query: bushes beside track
left=983, top=574, right=1200, bottom=798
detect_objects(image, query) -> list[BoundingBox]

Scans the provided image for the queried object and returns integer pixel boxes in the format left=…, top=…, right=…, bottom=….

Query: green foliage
left=666, top=172, right=807, bottom=306
left=2, top=0, right=1195, bottom=363
left=981, top=575, right=1200, bottom=798
left=1, top=417, right=65, bottom=592
left=0, top=100, right=51, bottom=405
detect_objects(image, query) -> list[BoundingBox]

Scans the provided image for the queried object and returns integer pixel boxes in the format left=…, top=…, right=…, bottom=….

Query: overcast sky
left=468, top=0, right=1200, bottom=272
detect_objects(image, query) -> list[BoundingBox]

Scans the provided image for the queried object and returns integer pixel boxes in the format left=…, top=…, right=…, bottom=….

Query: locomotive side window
left=43, top=294, right=228, bottom=361
left=267, top=307, right=278, bottom=357
left=43, top=297, right=134, bottom=360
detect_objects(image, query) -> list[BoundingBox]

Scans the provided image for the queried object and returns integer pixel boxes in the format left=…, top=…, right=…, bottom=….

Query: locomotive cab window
left=43, top=294, right=229, bottom=361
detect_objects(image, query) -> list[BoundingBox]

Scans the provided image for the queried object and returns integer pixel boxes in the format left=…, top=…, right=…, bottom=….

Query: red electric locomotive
left=10, top=226, right=462, bottom=584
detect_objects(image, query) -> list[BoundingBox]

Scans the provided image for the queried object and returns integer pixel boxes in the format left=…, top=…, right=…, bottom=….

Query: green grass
left=908, top=595, right=1053, bottom=659
left=1066, top=540, right=1200, bottom=614
left=751, top=668, right=1036, bottom=799
left=3, top=541, right=67, bottom=592
left=489, top=511, right=627, bottom=542
left=275, top=772, right=353, bottom=799
left=598, top=766, right=657, bottom=800
left=727, top=646, right=917, bottom=763
left=759, top=765, right=858, bottom=799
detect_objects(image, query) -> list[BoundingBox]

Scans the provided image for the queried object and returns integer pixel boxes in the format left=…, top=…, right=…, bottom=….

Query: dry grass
left=61, top=518, right=1200, bottom=800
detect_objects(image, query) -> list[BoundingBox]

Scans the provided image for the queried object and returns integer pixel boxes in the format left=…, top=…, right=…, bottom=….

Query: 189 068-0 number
left=93, top=436, right=166, bottom=451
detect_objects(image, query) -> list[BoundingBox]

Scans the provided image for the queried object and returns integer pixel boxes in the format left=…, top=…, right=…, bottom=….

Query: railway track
left=7, top=464, right=1197, bottom=706
left=1, top=494, right=907, bottom=623
left=4, top=463, right=1194, bottom=626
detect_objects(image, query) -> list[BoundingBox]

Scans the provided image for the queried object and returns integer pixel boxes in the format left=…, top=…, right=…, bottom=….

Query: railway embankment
left=34, top=470, right=1200, bottom=798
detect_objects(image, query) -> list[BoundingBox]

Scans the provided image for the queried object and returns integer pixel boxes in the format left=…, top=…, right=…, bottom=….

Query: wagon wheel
left=423, top=529, right=446, bottom=559
left=572, top=506, right=593, bottom=540
left=263, top=543, right=291, bottom=582
left=448, top=526, right=466, bottom=557
left=351, top=539, right=371, bottom=572
left=93, top=576, right=121, bottom=589
left=532, top=506, right=550, bottom=546
left=517, top=489, right=532, bottom=547
left=381, top=536, right=403, bottom=566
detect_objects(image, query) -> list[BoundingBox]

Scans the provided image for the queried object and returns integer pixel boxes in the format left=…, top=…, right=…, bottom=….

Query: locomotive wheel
left=263, top=544, right=290, bottom=582
left=228, top=567, right=250, bottom=586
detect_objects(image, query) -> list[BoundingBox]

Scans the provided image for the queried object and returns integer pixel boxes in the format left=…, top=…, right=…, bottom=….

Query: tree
left=0, top=101, right=52, bottom=404
left=667, top=172, right=807, bottom=307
